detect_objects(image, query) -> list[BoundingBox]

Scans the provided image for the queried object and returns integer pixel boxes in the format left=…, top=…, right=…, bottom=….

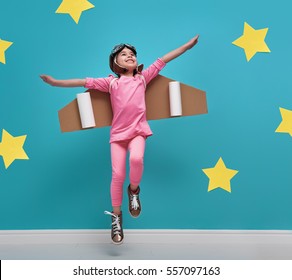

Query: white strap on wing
left=109, top=75, right=146, bottom=94
left=139, top=74, right=146, bottom=88
left=109, top=78, right=118, bottom=94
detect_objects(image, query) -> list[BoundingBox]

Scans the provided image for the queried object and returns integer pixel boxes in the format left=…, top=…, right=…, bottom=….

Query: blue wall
left=0, top=0, right=292, bottom=230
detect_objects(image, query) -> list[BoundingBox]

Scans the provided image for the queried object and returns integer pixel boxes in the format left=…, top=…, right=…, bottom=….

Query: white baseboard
left=1, top=229, right=292, bottom=245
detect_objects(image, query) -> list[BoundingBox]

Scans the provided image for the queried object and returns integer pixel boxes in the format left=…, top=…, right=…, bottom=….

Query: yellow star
left=0, top=129, right=29, bottom=169
left=275, top=107, right=292, bottom=136
left=0, top=38, right=13, bottom=64
left=202, top=157, right=238, bottom=193
left=56, top=0, right=95, bottom=24
left=232, top=22, right=270, bottom=61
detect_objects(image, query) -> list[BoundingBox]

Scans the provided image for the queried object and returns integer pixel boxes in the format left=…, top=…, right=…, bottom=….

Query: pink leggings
left=110, top=135, right=146, bottom=207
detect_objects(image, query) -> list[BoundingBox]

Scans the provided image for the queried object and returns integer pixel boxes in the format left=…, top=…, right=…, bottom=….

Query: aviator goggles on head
left=110, top=43, right=137, bottom=57
left=109, top=43, right=143, bottom=74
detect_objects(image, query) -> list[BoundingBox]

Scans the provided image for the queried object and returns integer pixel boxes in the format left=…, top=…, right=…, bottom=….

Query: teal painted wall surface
left=0, top=0, right=292, bottom=230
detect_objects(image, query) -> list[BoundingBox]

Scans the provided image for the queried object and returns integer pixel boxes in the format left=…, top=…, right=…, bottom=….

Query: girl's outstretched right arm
left=40, top=75, right=86, bottom=87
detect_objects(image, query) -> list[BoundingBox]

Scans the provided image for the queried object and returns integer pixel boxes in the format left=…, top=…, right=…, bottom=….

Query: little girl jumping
left=40, top=35, right=199, bottom=244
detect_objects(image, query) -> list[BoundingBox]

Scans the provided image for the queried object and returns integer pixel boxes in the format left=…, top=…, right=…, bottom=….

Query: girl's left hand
left=185, top=35, right=199, bottom=50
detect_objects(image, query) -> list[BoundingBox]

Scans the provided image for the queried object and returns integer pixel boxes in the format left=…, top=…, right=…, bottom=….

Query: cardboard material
left=58, top=74, right=208, bottom=132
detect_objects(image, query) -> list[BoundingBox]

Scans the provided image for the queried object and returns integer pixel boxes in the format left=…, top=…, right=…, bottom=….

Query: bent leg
left=128, top=136, right=146, bottom=188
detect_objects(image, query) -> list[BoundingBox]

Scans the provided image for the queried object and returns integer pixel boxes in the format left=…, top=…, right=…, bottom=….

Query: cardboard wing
left=58, top=75, right=207, bottom=132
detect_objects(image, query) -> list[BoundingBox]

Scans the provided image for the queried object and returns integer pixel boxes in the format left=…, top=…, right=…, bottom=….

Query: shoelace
left=104, top=211, right=121, bottom=234
left=130, top=194, right=139, bottom=210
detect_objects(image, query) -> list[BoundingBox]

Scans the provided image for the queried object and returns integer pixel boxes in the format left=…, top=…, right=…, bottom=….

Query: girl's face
left=116, top=47, right=137, bottom=72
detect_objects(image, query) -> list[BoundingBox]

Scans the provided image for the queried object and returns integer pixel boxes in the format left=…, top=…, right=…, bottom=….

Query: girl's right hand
left=40, top=75, right=86, bottom=87
left=40, top=75, right=56, bottom=86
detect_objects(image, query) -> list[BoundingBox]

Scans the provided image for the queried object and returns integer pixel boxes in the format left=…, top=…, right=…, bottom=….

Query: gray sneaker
left=104, top=211, right=124, bottom=245
left=127, top=185, right=141, bottom=218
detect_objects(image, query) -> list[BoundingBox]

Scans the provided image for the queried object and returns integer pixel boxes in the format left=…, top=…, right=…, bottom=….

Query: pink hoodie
left=85, top=58, right=166, bottom=143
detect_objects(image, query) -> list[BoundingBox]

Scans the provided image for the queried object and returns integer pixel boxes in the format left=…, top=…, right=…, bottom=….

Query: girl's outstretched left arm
left=161, top=35, right=199, bottom=64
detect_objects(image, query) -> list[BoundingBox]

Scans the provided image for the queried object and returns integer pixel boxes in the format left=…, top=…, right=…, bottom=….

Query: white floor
left=1, top=242, right=292, bottom=260
left=1, top=230, right=292, bottom=260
